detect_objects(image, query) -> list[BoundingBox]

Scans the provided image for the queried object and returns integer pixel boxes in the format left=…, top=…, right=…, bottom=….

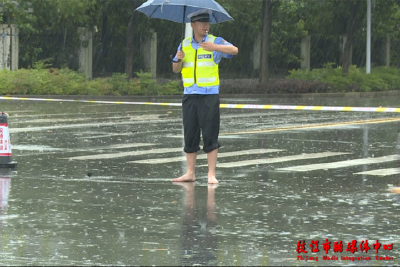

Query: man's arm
left=200, top=42, right=239, bottom=55
left=173, top=61, right=183, bottom=73
left=172, top=47, right=185, bottom=73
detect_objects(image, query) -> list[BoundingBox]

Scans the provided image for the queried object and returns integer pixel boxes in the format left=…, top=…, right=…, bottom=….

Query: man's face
left=191, top=19, right=210, bottom=36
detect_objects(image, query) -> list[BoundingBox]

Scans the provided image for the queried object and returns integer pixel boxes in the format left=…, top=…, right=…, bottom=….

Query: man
left=172, top=10, right=239, bottom=184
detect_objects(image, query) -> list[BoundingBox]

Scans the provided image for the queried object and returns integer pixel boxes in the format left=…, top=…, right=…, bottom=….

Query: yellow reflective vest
left=181, top=35, right=219, bottom=87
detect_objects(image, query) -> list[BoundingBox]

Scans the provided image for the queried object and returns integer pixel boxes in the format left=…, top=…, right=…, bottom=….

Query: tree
left=92, top=0, right=140, bottom=76
left=396, top=0, right=400, bottom=68
left=10, top=0, right=97, bottom=69
left=260, top=0, right=279, bottom=85
left=212, top=0, right=262, bottom=79
left=6, top=0, right=400, bottom=79
left=125, top=0, right=143, bottom=79
left=300, top=0, right=365, bottom=75
left=342, top=0, right=364, bottom=75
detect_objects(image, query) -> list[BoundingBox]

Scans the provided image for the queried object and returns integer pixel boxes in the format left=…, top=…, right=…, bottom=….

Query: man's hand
left=200, top=42, right=216, bottom=52
left=173, top=51, right=185, bottom=73
left=176, top=50, right=185, bottom=61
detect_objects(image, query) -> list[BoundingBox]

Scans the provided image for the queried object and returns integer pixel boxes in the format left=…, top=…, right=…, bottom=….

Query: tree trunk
left=397, top=44, right=400, bottom=68
left=342, top=37, right=352, bottom=75
left=102, top=12, right=109, bottom=72
left=125, top=1, right=142, bottom=79
left=259, top=0, right=276, bottom=85
left=397, top=1, right=400, bottom=68
left=342, top=0, right=362, bottom=76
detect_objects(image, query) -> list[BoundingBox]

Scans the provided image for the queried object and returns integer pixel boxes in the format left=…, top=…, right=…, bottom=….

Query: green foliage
left=6, top=0, right=400, bottom=80
left=0, top=69, right=182, bottom=96
left=32, top=58, right=53, bottom=70
left=288, top=64, right=400, bottom=92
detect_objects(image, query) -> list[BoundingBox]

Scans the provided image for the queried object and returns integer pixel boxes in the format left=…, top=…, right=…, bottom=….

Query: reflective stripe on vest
left=181, top=35, right=219, bottom=88
left=197, top=77, right=217, bottom=83
left=197, top=62, right=215, bottom=67
left=182, top=78, right=194, bottom=84
left=182, top=62, right=194, bottom=68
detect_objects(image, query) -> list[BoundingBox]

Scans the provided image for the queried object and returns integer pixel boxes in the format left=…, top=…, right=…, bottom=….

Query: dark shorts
left=182, top=94, right=221, bottom=153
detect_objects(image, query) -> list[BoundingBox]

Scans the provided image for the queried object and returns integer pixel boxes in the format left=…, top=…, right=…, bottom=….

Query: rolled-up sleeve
left=213, top=37, right=234, bottom=64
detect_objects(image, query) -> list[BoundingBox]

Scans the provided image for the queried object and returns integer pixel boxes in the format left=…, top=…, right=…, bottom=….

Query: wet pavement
left=0, top=95, right=400, bottom=265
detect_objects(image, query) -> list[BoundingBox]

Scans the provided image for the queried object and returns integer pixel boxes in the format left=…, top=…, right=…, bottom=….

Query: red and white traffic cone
left=0, top=111, right=17, bottom=168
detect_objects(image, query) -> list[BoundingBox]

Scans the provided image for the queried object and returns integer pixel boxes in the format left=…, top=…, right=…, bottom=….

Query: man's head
left=189, top=12, right=210, bottom=37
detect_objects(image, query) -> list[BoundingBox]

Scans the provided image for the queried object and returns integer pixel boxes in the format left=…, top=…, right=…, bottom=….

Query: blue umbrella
left=136, top=0, right=233, bottom=24
left=136, top=0, right=233, bottom=62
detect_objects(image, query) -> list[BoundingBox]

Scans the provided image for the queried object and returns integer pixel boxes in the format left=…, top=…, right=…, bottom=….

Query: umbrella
left=135, top=0, right=233, bottom=62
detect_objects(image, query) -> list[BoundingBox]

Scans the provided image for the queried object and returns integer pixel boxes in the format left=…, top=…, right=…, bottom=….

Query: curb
left=10, top=90, right=400, bottom=101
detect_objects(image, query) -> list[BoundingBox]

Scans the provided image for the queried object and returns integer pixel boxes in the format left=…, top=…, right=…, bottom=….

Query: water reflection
left=391, top=129, right=400, bottom=193
left=397, top=129, right=400, bottom=160
left=4, top=99, right=400, bottom=265
left=0, top=169, right=11, bottom=228
left=174, top=182, right=218, bottom=266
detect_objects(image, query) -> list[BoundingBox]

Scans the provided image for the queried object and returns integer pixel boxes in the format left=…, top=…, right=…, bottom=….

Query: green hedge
left=287, top=64, right=400, bottom=92
left=1, top=64, right=399, bottom=96
left=0, top=67, right=183, bottom=96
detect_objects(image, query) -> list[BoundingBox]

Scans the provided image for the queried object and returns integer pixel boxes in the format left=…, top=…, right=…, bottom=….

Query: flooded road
left=0, top=95, right=399, bottom=265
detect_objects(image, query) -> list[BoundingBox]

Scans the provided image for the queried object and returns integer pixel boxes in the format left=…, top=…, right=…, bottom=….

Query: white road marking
left=129, top=149, right=284, bottom=164
left=201, top=152, right=349, bottom=168
left=354, top=168, right=400, bottom=176
left=277, top=155, right=400, bottom=172
left=68, top=147, right=183, bottom=160
left=13, top=143, right=155, bottom=152
left=10, top=118, right=181, bottom=133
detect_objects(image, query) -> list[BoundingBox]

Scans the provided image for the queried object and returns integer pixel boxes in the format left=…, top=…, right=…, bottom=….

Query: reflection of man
left=174, top=183, right=218, bottom=265
left=172, top=10, right=238, bottom=184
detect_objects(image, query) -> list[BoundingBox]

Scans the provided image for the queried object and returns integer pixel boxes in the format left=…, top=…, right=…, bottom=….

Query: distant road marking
left=354, top=168, right=400, bottom=176
left=277, top=155, right=400, bottom=172
left=220, top=117, right=400, bottom=135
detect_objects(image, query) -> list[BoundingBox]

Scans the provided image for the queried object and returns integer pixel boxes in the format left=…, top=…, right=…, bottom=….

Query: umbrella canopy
left=136, top=0, right=233, bottom=24
left=136, top=0, right=233, bottom=62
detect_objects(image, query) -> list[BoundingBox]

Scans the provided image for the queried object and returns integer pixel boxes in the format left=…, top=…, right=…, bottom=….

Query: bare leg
left=207, top=149, right=219, bottom=184
left=172, top=152, right=197, bottom=182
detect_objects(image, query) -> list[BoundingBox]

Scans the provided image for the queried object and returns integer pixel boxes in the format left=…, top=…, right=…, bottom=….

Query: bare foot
left=172, top=173, right=196, bottom=183
left=208, top=174, right=219, bottom=184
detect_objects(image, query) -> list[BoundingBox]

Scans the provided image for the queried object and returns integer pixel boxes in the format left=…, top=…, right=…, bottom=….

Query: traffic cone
left=0, top=111, right=17, bottom=168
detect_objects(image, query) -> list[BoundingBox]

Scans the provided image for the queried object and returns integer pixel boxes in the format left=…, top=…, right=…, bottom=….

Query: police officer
left=172, top=10, right=238, bottom=184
